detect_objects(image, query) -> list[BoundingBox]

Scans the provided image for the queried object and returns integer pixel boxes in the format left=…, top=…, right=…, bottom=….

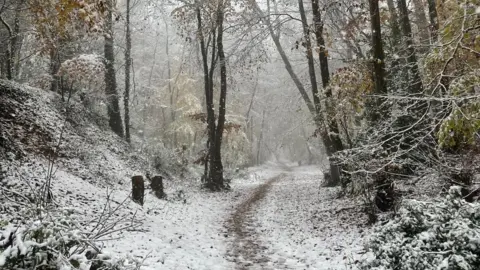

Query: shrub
left=0, top=209, right=140, bottom=270
left=360, top=187, right=480, bottom=270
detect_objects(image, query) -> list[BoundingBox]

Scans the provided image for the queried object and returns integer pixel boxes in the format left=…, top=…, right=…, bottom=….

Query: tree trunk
left=311, top=0, right=344, bottom=153
left=196, top=5, right=210, bottom=173
left=124, top=0, right=131, bottom=143
left=310, top=0, right=328, bottom=89
left=298, top=0, right=320, bottom=114
left=256, top=110, right=265, bottom=165
left=209, top=0, right=227, bottom=190
left=245, top=75, right=258, bottom=121
left=397, top=0, right=423, bottom=94
left=301, top=126, right=314, bottom=165
left=12, top=1, right=23, bottom=79
left=367, top=0, right=388, bottom=124
left=207, top=30, right=217, bottom=186
left=411, top=0, right=430, bottom=47
left=165, top=21, right=177, bottom=148
left=104, top=0, right=124, bottom=137
left=0, top=14, right=13, bottom=80
left=426, top=0, right=439, bottom=42
left=196, top=3, right=226, bottom=191
left=7, top=0, right=23, bottom=79
left=386, top=0, right=401, bottom=54
left=0, top=0, right=23, bottom=80
left=386, top=0, right=409, bottom=93
left=253, top=0, right=342, bottom=186
left=49, top=48, right=60, bottom=92
left=245, top=76, right=258, bottom=161
left=300, top=0, right=342, bottom=186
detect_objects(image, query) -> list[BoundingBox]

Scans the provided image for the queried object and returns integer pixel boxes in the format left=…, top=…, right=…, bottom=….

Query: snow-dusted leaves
left=360, top=187, right=480, bottom=270
left=58, top=54, right=105, bottom=91
left=58, top=54, right=106, bottom=111
left=28, top=0, right=108, bottom=52
left=437, top=70, right=480, bottom=151
left=0, top=206, right=143, bottom=270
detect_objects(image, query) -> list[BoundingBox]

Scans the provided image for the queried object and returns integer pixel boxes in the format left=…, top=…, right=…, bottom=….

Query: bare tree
left=411, top=0, right=430, bottom=47
left=367, top=0, right=388, bottom=123
left=252, top=0, right=344, bottom=185
left=195, top=0, right=228, bottom=190
left=311, top=0, right=344, bottom=185
left=426, top=0, right=439, bottom=42
left=124, top=0, right=132, bottom=142
left=165, top=20, right=177, bottom=147
left=209, top=0, right=228, bottom=189
left=386, top=0, right=401, bottom=56
left=104, top=0, right=124, bottom=137
left=397, top=0, right=423, bottom=95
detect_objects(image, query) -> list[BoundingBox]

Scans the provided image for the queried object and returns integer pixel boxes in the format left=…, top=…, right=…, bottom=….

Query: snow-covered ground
left=105, top=163, right=369, bottom=270
left=2, top=160, right=369, bottom=269
left=225, top=165, right=369, bottom=270
left=1, top=81, right=369, bottom=269
left=102, top=185, right=235, bottom=270
left=108, top=164, right=288, bottom=269
left=257, top=166, right=369, bottom=269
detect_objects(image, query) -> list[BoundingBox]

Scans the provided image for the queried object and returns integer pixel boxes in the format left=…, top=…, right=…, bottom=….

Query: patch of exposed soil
left=226, top=174, right=285, bottom=270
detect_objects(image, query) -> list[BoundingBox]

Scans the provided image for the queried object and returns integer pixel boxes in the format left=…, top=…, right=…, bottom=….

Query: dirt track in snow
left=226, top=173, right=286, bottom=269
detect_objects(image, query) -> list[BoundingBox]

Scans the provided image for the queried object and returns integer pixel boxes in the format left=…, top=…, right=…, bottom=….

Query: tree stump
left=132, top=175, right=144, bottom=206
left=151, top=175, right=165, bottom=199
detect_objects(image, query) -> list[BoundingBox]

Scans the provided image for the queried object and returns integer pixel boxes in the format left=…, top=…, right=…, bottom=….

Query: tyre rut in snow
left=226, top=173, right=285, bottom=270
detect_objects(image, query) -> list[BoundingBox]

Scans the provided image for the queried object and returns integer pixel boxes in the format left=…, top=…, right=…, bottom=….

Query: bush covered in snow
left=0, top=209, right=140, bottom=270
left=360, top=187, right=480, bottom=270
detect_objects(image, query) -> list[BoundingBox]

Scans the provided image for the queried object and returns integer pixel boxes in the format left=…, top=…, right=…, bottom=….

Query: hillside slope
left=0, top=81, right=240, bottom=269
left=0, top=80, right=151, bottom=189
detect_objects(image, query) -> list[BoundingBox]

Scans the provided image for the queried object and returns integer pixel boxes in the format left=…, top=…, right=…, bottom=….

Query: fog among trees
left=1, top=0, right=480, bottom=269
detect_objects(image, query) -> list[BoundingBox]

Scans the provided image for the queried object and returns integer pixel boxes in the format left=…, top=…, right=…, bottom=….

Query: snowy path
left=226, top=173, right=286, bottom=269
left=226, top=166, right=368, bottom=270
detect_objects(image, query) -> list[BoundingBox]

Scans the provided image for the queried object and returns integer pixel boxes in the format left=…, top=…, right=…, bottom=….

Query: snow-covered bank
left=1, top=157, right=230, bottom=269
left=0, top=80, right=237, bottom=269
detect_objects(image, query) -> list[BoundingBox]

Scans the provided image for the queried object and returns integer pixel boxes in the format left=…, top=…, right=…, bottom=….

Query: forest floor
left=108, top=164, right=370, bottom=270
left=224, top=165, right=369, bottom=270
